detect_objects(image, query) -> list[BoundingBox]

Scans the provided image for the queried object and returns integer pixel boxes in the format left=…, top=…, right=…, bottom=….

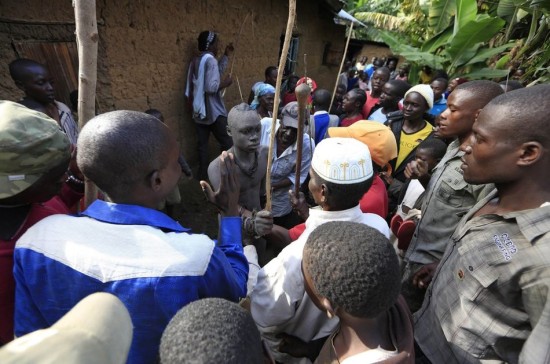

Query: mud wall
left=0, top=0, right=345, bottom=168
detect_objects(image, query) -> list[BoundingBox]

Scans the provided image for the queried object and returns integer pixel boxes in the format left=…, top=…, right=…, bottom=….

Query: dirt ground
left=171, top=177, right=220, bottom=239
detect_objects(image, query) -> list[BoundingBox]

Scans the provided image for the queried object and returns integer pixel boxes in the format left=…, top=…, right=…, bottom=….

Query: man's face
left=436, top=90, right=477, bottom=140
left=342, top=91, right=357, bottom=113
left=259, top=93, right=275, bottom=113
left=267, top=70, right=278, bottom=87
left=230, top=116, right=261, bottom=153
left=20, top=65, right=56, bottom=104
left=430, top=80, right=446, bottom=101
left=277, top=120, right=298, bottom=147
left=371, top=70, right=389, bottom=93
left=403, top=92, right=428, bottom=121
left=379, top=83, right=400, bottom=109
left=335, top=86, right=346, bottom=101
left=388, top=60, right=396, bottom=71
left=461, top=105, right=518, bottom=185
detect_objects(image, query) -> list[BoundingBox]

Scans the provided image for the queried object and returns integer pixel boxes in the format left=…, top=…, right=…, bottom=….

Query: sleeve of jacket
left=199, top=217, right=248, bottom=301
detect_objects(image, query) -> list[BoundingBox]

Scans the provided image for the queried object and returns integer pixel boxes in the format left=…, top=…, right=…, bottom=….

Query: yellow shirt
left=396, top=122, right=433, bottom=169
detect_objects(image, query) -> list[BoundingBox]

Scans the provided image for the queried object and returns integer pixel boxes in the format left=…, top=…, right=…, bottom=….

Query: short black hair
left=8, top=58, right=44, bottom=82
left=417, top=138, right=447, bottom=160
left=265, top=66, right=277, bottom=79
left=375, top=66, right=391, bottom=80
left=484, top=84, right=550, bottom=145
left=197, top=30, right=217, bottom=52
left=385, top=79, right=411, bottom=98
left=312, top=169, right=373, bottom=210
left=498, top=80, right=524, bottom=91
left=350, top=88, right=367, bottom=108
left=77, top=110, right=170, bottom=200
left=432, top=77, right=449, bottom=89
left=144, top=108, right=163, bottom=122
left=313, top=89, right=331, bottom=111
left=304, top=221, right=400, bottom=318
left=160, top=298, right=263, bottom=364
left=454, top=80, right=504, bottom=110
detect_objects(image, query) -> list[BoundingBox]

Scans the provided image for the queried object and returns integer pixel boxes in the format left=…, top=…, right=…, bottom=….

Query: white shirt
left=250, top=205, right=389, bottom=363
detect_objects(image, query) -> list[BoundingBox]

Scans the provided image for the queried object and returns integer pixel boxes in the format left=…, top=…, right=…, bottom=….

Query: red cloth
left=282, top=92, right=297, bottom=106
left=362, top=92, right=380, bottom=119
left=339, top=114, right=363, bottom=127
left=288, top=176, right=388, bottom=241
left=0, top=183, right=82, bottom=344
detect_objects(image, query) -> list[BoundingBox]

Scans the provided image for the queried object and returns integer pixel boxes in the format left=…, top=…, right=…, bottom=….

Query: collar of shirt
left=459, top=189, right=550, bottom=243
left=306, top=204, right=363, bottom=232
left=435, top=95, right=447, bottom=105
left=80, top=200, right=190, bottom=232
left=313, top=110, right=329, bottom=116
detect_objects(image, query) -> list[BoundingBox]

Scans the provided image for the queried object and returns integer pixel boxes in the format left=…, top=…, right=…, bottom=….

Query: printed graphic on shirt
left=493, top=233, right=518, bottom=261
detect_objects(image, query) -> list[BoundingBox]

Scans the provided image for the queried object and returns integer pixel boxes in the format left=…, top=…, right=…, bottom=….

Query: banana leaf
left=462, top=68, right=511, bottom=79
left=421, top=28, right=453, bottom=52
left=464, top=43, right=515, bottom=66
left=429, top=0, right=456, bottom=34
left=446, top=16, right=506, bottom=66
left=454, top=0, right=477, bottom=35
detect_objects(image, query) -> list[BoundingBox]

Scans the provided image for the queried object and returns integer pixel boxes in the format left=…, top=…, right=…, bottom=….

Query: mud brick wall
left=0, top=0, right=345, bottom=168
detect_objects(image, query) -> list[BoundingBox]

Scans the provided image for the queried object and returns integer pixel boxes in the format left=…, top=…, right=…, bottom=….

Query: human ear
left=226, top=126, right=232, bottom=137
left=148, top=170, right=163, bottom=192
left=321, top=297, right=336, bottom=319
left=518, top=141, right=543, bottom=166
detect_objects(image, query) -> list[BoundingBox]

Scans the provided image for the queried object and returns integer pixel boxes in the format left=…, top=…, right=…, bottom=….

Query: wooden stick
left=236, top=75, right=244, bottom=103
left=265, top=0, right=296, bottom=211
left=221, top=12, right=251, bottom=98
left=329, top=21, right=354, bottom=113
left=74, top=0, right=99, bottom=208
left=294, top=83, right=311, bottom=195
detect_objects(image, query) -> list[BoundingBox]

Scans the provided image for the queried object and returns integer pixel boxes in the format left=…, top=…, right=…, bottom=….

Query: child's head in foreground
left=160, top=298, right=264, bottom=364
left=302, top=221, right=401, bottom=320
left=415, top=138, right=448, bottom=172
left=77, top=110, right=181, bottom=205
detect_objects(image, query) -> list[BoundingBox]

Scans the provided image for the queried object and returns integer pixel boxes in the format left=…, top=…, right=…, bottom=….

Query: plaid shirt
left=414, top=190, right=550, bottom=363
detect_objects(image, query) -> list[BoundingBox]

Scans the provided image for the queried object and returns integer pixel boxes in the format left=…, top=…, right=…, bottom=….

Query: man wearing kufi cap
left=0, top=101, right=83, bottom=345
left=250, top=138, right=390, bottom=363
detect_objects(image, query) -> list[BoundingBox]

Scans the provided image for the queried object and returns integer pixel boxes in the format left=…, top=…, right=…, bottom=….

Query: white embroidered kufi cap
left=312, top=137, right=373, bottom=184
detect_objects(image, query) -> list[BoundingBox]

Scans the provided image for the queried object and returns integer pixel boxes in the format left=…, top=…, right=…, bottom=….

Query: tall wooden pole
left=329, top=22, right=354, bottom=112
left=294, top=83, right=310, bottom=195
left=74, top=0, right=99, bottom=207
left=265, top=0, right=296, bottom=211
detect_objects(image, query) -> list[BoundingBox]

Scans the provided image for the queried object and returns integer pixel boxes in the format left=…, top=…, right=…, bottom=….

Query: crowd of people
left=0, top=28, right=548, bottom=364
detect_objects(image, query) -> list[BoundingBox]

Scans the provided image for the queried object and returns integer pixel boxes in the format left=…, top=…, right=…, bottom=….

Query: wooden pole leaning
left=265, top=0, right=296, bottom=211
left=329, top=21, right=354, bottom=113
left=74, top=0, right=99, bottom=208
left=294, top=83, right=311, bottom=195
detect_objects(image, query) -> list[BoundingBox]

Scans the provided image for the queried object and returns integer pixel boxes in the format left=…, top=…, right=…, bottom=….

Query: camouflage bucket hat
left=0, top=101, right=71, bottom=199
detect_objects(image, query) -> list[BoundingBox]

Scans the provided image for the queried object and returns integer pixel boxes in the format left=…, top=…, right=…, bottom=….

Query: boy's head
left=387, top=59, right=397, bottom=72
left=415, top=138, right=447, bottom=171
left=275, top=102, right=301, bottom=149
left=144, top=108, right=164, bottom=123
left=287, top=75, right=300, bottom=92
left=403, top=84, right=433, bottom=121
left=227, top=103, right=261, bottom=153
left=372, top=58, right=385, bottom=70
left=430, top=78, right=448, bottom=102
left=197, top=31, right=218, bottom=54
left=327, top=121, right=397, bottom=172
left=303, top=221, right=400, bottom=319
left=312, top=89, right=331, bottom=112
left=342, top=89, right=366, bottom=114
left=461, top=84, right=550, bottom=186
left=335, top=84, right=347, bottom=102
left=309, top=138, right=374, bottom=210
left=264, top=66, right=278, bottom=87
left=9, top=58, right=56, bottom=105
left=379, top=80, right=411, bottom=109
left=160, top=298, right=263, bottom=364
left=77, top=110, right=181, bottom=205
left=0, top=101, right=70, bottom=204
left=437, top=80, right=503, bottom=141
left=371, top=67, right=391, bottom=93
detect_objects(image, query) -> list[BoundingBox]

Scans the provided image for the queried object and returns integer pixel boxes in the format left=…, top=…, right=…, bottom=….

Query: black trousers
left=195, top=116, right=233, bottom=181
